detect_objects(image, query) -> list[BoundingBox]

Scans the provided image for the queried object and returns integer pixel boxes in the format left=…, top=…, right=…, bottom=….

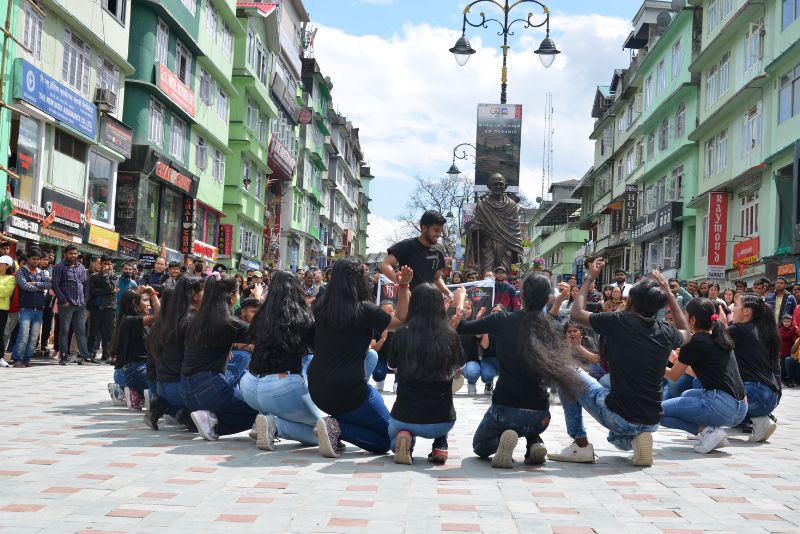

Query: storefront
left=116, top=145, right=200, bottom=266
left=39, top=187, right=86, bottom=257
left=633, top=202, right=682, bottom=277
left=193, top=201, right=222, bottom=266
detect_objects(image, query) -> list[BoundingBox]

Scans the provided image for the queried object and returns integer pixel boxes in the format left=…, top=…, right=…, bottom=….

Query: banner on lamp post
left=475, top=104, right=522, bottom=194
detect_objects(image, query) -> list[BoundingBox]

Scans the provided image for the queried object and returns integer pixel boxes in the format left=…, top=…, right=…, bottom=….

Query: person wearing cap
left=241, top=271, right=264, bottom=300
left=0, top=240, right=11, bottom=260
left=0, top=255, right=16, bottom=367
left=493, top=266, right=520, bottom=311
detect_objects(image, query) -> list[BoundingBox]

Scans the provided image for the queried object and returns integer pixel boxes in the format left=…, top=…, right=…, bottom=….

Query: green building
left=0, top=0, right=14, bottom=211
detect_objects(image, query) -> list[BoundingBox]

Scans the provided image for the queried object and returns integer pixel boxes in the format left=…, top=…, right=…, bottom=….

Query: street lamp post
left=446, top=142, right=476, bottom=177
left=449, top=0, right=560, bottom=104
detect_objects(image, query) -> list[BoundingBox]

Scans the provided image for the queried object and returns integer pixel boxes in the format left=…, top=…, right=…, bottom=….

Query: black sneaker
left=484, top=381, right=494, bottom=394
left=176, top=408, right=198, bottom=433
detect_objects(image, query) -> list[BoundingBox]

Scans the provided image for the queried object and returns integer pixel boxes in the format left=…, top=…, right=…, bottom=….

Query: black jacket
left=141, top=270, right=170, bottom=294
left=89, top=271, right=118, bottom=310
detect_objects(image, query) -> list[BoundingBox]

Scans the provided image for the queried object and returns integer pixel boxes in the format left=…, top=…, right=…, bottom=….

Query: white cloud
left=366, top=213, right=404, bottom=253
left=358, top=0, right=394, bottom=4
left=312, top=14, right=632, bottom=243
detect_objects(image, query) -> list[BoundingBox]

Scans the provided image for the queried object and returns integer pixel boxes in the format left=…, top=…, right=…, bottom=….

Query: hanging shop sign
left=623, top=185, right=638, bottom=231
left=191, top=240, right=218, bottom=262
left=707, top=191, right=728, bottom=279
left=632, top=202, right=682, bottom=244
left=86, top=224, right=120, bottom=251
left=475, top=103, right=522, bottom=193
left=157, top=64, right=195, bottom=117
left=139, top=253, right=158, bottom=270
left=99, top=116, right=133, bottom=158
left=218, top=224, right=232, bottom=258
left=12, top=197, right=45, bottom=221
left=15, top=59, right=97, bottom=138
left=41, top=187, right=86, bottom=236
left=732, top=236, right=760, bottom=268
left=6, top=215, right=40, bottom=240
left=165, top=248, right=184, bottom=265
left=180, top=196, right=195, bottom=255
left=117, top=237, right=139, bottom=258
left=154, top=161, right=195, bottom=195
left=778, top=263, right=796, bottom=277
left=268, top=136, right=297, bottom=181
left=298, top=107, right=313, bottom=125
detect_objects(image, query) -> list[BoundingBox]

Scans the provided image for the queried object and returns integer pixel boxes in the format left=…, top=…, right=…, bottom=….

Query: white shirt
left=615, top=281, right=633, bottom=297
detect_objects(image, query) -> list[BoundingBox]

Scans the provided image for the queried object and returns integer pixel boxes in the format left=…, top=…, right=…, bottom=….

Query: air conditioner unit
left=93, top=87, right=117, bottom=112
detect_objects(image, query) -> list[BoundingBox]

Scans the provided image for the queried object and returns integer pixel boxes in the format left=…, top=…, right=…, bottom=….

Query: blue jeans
left=744, top=381, right=779, bottom=418
left=559, top=368, right=659, bottom=451
left=122, top=362, right=148, bottom=395
left=388, top=418, right=455, bottom=452
left=663, top=373, right=695, bottom=401
left=373, top=360, right=395, bottom=382
left=240, top=371, right=324, bottom=446
left=225, top=350, right=251, bottom=387
left=335, top=385, right=391, bottom=454
left=58, top=304, right=89, bottom=358
left=464, top=357, right=498, bottom=385
left=661, top=388, right=748, bottom=434
left=473, top=403, right=550, bottom=458
left=364, top=349, right=378, bottom=381
left=113, top=368, right=126, bottom=386
left=12, top=309, right=43, bottom=363
left=181, top=372, right=258, bottom=436
left=156, top=381, right=183, bottom=417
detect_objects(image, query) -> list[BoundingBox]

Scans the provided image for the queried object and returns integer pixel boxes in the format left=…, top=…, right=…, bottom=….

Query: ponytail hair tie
left=710, top=313, right=719, bottom=321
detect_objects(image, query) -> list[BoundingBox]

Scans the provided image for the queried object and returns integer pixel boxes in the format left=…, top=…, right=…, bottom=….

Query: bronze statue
left=465, top=173, right=523, bottom=274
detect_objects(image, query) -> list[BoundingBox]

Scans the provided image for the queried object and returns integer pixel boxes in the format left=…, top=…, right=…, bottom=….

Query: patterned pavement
left=1, top=361, right=799, bottom=534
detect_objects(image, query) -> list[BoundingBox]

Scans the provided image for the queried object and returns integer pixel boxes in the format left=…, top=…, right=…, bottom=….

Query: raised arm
left=386, top=265, right=413, bottom=331
left=571, top=257, right=604, bottom=328
left=434, top=269, right=453, bottom=301
left=651, top=271, right=691, bottom=345
left=379, top=254, right=399, bottom=284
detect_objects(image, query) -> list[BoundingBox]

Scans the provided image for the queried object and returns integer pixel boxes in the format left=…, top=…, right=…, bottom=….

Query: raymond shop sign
left=218, top=224, right=232, bottom=257
left=623, top=185, right=638, bottom=231
left=180, top=197, right=194, bottom=254
left=732, top=236, right=760, bottom=268
left=475, top=103, right=523, bottom=193
left=707, top=192, right=728, bottom=267
left=41, top=188, right=86, bottom=235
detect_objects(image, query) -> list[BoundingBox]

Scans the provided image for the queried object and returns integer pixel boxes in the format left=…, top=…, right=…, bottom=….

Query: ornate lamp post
left=446, top=142, right=476, bottom=177
left=449, top=0, right=560, bottom=104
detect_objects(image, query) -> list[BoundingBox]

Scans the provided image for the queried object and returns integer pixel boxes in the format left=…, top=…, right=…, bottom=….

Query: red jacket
left=779, top=324, right=796, bottom=357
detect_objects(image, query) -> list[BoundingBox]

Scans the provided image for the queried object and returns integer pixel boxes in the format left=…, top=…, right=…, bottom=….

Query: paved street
left=1, top=362, right=799, bottom=534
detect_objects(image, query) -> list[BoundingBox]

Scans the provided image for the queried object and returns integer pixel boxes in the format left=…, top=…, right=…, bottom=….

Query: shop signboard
left=165, top=249, right=184, bottom=265
left=632, top=202, right=681, bottom=244
left=732, top=236, right=760, bottom=268
left=623, top=185, right=638, bottom=231
left=12, top=197, right=45, bottom=221
left=41, top=187, right=86, bottom=236
left=475, top=103, right=522, bottom=193
left=87, top=224, right=120, bottom=251
left=180, top=197, right=194, bottom=255
left=298, top=107, right=312, bottom=125
left=16, top=59, right=97, bottom=138
left=192, top=240, right=218, bottom=262
left=218, top=224, right=232, bottom=258
left=117, top=237, right=139, bottom=258
left=139, top=253, right=158, bottom=270
left=99, top=116, right=133, bottom=158
left=6, top=215, right=40, bottom=240
left=154, top=161, right=195, bottom=195
left=157, top=64, right=195, bottom=117
left=268, top=136, right=297, bottom=181
left=777, top=263, right=796, bottom=277
left=707, top=192, right=728, bottom=270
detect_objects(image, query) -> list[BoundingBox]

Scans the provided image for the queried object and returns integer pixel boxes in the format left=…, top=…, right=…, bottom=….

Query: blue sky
left=303, top=0, right=646, bottom=251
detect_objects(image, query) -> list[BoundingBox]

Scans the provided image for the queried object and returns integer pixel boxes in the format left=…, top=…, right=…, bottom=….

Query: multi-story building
left=7, top=0, right=133, bottom=259
left=357, top=162, right=374, bottom=258
left=326, top=112, right=361, bottom=262
left=0, top=0, right=15, bottom=205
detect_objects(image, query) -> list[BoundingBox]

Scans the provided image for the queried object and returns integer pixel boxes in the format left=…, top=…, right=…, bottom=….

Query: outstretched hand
left=588, top=256, right=605, bottom=279
left=649, top=270, right=670, bottom=293
left=396, top=265, right=414, bottom=286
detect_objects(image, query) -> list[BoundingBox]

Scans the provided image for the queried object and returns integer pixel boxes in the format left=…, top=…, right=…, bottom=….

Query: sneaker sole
left=191, top=412, right=218, bottom=441
left=751, top=422, right=777, bottom=443
left=315, top=419, right=339, bottom=458
left=631, top=432, right=653, bottom=467
left=524, top=444, right=548, bottom=465
left=491, top=430, right=517, bottom=469
left=255, top=415, right=274, bottom=451
left=394, top=433, right=413, bottom=465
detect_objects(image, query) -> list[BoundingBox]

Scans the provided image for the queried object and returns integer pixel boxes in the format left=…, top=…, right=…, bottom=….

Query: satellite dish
left=656, top=12, right=672, bottom=35
left=671, top=0, right=685, bottom=12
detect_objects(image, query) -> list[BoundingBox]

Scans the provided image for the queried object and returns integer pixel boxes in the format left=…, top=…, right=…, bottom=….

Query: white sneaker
left=525, top=442, right=548, bottom=465
left=108, top=383, right=125, bottom=405
left=163, top=414, right=179, bottom=426
left=467, top=384, right=478, bottom=396
left=191, top=410, right=219, bottom=441
left=248, top=423, right=258, bottom=440
left=686, top=432, right=699, bottom=440
left=547, top=441, right=595, bottom=463
left=392, top=382, right=398, bottom=393
left=255, top=414, right=277, bottom=451
left=694, top=427, right=727, bottom=454
left=124, top=387, right=133, bottom=410
left=491, top=430, right=518, bottom=469
left=375, top=380, right=385, bottom=392
left=0, top=358, right=9, bottom=367
left=143, top=389, right=151, bottom=413
left=749, top=416, right=777, bottom=442
left=631, top=432, right=654, bottom=467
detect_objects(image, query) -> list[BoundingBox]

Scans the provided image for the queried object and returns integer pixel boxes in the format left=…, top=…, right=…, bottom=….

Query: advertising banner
left=375, top=276, right=495, bottom=316
left=41, top=187, right=86, bottom=236
left=87, top=224, right=120, bottom=251
left=218, top=224, right=233, bottom=258
left=623, top=185, right=638, bottom=231
left=99, top=116, right=133, bottom=158
left=707, top=191, right=728, bottom=273
left=475, top=104, right=522, bottom=193
left=157, top=64, right=195, bottom=117
left=632, top=202, right=681, bottom=244
left=732, top=236, right=759, bottom=268
left=180, top=197, right=194, bottom=255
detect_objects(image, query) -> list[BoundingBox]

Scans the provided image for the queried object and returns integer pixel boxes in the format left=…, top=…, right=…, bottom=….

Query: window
left=196, top=136, right=208, bottom=170
left=618, top=113, right=627, bottom=134
left=779, top=63, right=800, bottom=123
left=656, top=60, right=666, bottom=95
left=199, top=68, right=214, bottom=106
left=247, top=29, right=256, bottom=67
left=176, top=41, right=192, bottom=84
left=740, top=190, right=759, bottom=237
left=700, top=215, right=708, bottom=257
left=658, top=118, right=668, bottom=150
left=616, top=159, right=623, bottom=183
left=102, top=0, right=126, bottom=24
left=704, top=128, right=728, bottom=178
left=96, top=55, right=120, bottom=93
left=598, top=214, right=610, bottom=238
left=247, top=30, right=270, bottom=85
left=742, top=102, right=762, bottom=153
left=160, top=188, right=183, bottom=250
left=149, top=99, right=164, bottom=146
left=625, top=148, right=635, bottom=176
left=707, top=0, right=733, bottom=33
left=644, top=76, right=652, bottom=109
left=258, top=113, right=266, bottom=143
left=669, top=165, right=684, bottom=201
left=195, top=205, right=219, bottom=245
left=51, top=129, right=87, bottom=197
left=246, top=98, right=255, bottom=130
left=255, top=170, right=262, bottom=200
left=657, top=176, right=666, bottom=206
left=239, top=223, right=259, bottom=258
left=180, top=0, right=196, bottom=17
left=62, top=29, right=91, bottom=94
left=706, top=65, right=718, bottom=108
left=156, top=19, right=169, bottom=65
left=205, top=0, right=218, bottom=38
left=88, top=151, right=114, bottom=224
left=647, top=132, right=655, bottom=161
left=717, top=128, right=728, bottom=170
left=744, top=20, right=764, bottom=70
left=675, top=102, right=685, bottom=138
left=221, top=24, right=232, bottom=59
left=170, top=116, right=186, bottom=161
left=646, top=185, right=656, bottom=214
left=635, top=140, right=643, bottom=167
left=212, top=148, right=225, bottom=183
left=242, top=159, right=251, bottom=191
left=718, top=52, right=730, bottom=96
left=216, top=89, right=228, bottom=120
left=783, top=0, right=799, bottom=30
left=23, top=4, right=43, bottom=62
left=672, top=39, right=682, bottom=79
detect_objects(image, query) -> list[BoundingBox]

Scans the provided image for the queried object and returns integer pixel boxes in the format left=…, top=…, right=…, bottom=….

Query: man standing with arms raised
left=380, top=210, right=452, bottom=300
left=52, top=245, right=91, bottom=365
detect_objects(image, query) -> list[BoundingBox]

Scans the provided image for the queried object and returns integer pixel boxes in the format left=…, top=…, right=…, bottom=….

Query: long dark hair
left=628, top=278, right=667, bottom=317
left=738, top=293, right=781, bottom=363
left=148, top=276, right=202, bottom=358
left=249, top=270, right=314, bottom=368
left=185, top=274, right=241, bottom=347
left=519, top=274, right=584, bottom=398
left=392, top=284, right=461, bottom=381
left=314, top=257, right=371, bottom=329
left=685, top=297, right=733, bottom=352
left=110, top=289, right=144, bottom=356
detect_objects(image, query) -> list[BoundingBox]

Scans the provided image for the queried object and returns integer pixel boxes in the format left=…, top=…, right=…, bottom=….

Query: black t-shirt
left=387, top=237, right=445, bottom=289
left=388, top=329, right=457, bottom=424
left=372, top=330, right=393, bottom=363
left=482, top=335, right=498, bottom=359
left=248, top=326, right=314, bottom=376
left=456, top=311, right=549, bottom=410
left=728, top=323, right=778, bottom=391
left=460, top=334, right=480, bottom=363
left=114, top=316, right=149, bottom=369
left=589, top=311, right=684, bottom=425
left=308, top=303, right=392, bottom=415
left=157, top=338, right=186, bottom=383
left=181, top=320, right=249, bottom=377
left=678, top=332, right=745, bottom=400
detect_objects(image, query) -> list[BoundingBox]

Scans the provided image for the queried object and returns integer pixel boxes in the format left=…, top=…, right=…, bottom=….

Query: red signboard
left=157, top=64, right=195, bottom=117
left=192, top=240, right=217, bottom=261
left=218, top=224, right=233, bottom=257
left=180, top=197, right=194, bottom=254
left=732, top=236, right=760, bottom=268
left=155, top=162, right=193, bottom=194
left=298, top=107, right=312, bottom=124
left=707, top=192, right=728, bottom=267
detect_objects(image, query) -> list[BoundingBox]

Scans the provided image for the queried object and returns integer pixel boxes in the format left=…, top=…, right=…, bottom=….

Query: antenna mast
left=541, top=92, right=554, bottom=199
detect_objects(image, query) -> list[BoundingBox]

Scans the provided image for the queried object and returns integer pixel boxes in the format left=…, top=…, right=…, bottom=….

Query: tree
left=396, top=174, right=474, bottom=258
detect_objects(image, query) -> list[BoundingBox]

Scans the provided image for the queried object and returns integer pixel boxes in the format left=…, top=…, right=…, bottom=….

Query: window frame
left=196, top=136, right=208, bottom=171
left=156, top=19, right=169, bottom=65
left=102, top=0, right=126, bottom=24
left=671, top=39, right=682, bottom=79
left=62, top=28, right=91, bottom=95
left=170, top=116, right=186, bottom=162
left=23, top=4, right=43, bottom=63
left=175, top=40, right=192, bottom=84
left=149, top=99, right=165, bottom=146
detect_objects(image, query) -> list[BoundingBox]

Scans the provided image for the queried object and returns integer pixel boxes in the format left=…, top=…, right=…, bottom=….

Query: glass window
left=149, top=99, right=164, bottom=146
left=96, top=55, right=120, bottom=93
left=156, top=19, right=169, bottom=65
left=656, top=60, right=666, bottom=95
left=170, top=116, right=186, bottom=161
left=740, top=190, right=759, bottom=237
left=216, top=89, right=228, bottom=120
left=196, top=136, right=208, bottom=170
left=221, top=24, right=232, bottom=59
left=742, top=102, right=762, bottom=154
left=176, top=41, right=192, bottom=84
left=102, top=0, right=126, bottom=24
left=744, top=19, right=764, bottom=70
left=671, top=39, right=682, bottom=79
left=658, top=118, right=668, bottom=150
left=144, top=181, right=160, bottom=243
left=644, top=76, right=652, bottom=109
left=647, top=132, right=655, bottom=161
left=199, top=68, right=214, bottom=106
left=180, top=0, right=196, bottom=16
left=160, top=188, right=183, bottom=250
left=62, top=29, right=91, bottom=94
left=675, top=102, right=685, bottom=138
left=50, top=129, right=87, bottom=197
left=212, top=148, right=225, bottom=183
left=23, top=4, right=43, bottom=62
left=88, top=151, right=113, bottom=224
left=205, top=0, right=218, bottom=38
left=779, top=63, right=800, bottom=123
left=783, top=0, right=799, bottom=30
left=246, top=98, right=254, bottom=130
